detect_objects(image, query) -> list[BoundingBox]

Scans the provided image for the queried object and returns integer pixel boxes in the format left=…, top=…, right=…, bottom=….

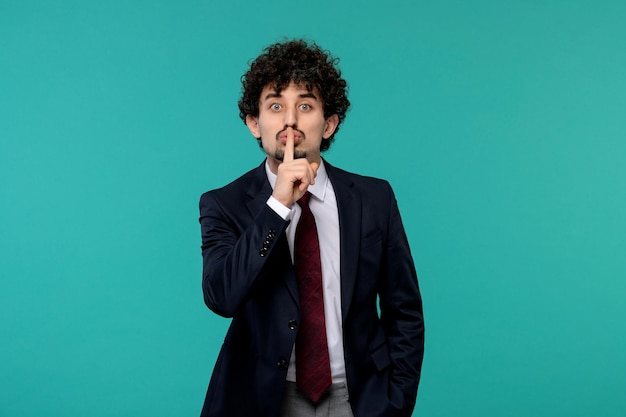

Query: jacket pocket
left=369, top=341, right=391, bottom=372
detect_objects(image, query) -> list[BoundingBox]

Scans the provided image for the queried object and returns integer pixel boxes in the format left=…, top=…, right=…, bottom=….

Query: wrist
left=267, top=196, right=293, bottom=220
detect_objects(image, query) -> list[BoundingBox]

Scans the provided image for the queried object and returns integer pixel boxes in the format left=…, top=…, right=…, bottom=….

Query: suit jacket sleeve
left=198, top=189, right=289, bottom=318
left=380, top=182, right=425, bottom=414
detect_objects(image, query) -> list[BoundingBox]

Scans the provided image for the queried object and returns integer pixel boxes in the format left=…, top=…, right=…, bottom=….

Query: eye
left=270, top=103, right=282, bottom=111
left=299, top=103, right=312, bottom=111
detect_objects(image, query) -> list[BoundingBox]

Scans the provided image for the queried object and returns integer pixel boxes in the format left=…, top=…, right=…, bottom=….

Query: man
left=198, top=39, right=424, bottom=417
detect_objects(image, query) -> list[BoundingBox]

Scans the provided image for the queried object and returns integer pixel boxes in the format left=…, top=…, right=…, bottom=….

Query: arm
left=379, top=183, right=425, bottom=413
left=199, top=191, right=288, bottom=318
left=200, top=129, right=318, bottom=318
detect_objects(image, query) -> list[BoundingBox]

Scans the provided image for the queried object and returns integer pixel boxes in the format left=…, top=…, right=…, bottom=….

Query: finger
left=283, top=127, right=294, bottom=163
left=298, top=161, right=319, bottom=192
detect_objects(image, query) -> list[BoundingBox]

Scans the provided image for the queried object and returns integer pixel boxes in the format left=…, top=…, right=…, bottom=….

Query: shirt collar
left=265, top=158, right=328, bottom=202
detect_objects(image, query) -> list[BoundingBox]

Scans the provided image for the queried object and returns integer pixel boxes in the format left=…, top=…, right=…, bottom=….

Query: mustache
left=274, top=150, right=308, bottom=161
left=275, top=126, right=306, bottom=141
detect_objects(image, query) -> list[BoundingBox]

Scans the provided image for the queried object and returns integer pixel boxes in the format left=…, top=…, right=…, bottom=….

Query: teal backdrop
left=1, top=1, right=625, bottom=416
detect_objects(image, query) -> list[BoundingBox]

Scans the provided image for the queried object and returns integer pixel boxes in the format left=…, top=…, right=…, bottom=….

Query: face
left=246, top=82, right=338, bottom=173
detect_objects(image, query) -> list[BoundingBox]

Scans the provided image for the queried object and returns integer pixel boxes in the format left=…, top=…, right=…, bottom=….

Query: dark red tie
left=294, top=192, right=332, bottom=403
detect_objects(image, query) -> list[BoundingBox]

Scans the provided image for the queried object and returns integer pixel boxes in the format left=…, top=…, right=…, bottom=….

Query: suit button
left=288, top=320, right=298, bottom=330
left=277, top=359, right=288, bottom=370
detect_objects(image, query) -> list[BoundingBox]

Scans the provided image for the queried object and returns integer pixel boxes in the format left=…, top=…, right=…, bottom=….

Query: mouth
left=277, top=128, right=304, bottom=145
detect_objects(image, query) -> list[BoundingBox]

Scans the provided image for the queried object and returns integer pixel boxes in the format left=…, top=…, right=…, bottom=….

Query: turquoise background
left=1, top=1, right=625, bottom=416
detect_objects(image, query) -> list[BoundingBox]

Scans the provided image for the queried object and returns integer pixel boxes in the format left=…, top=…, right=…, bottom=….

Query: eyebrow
left=263, top=92, right=319, bottom=101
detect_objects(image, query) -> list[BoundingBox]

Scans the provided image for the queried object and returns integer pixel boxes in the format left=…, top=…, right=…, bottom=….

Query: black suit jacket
left=198, top=161, right=424, bottom=417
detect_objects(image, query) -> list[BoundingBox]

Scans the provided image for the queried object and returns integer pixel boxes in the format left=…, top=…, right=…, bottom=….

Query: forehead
left=259, top=82, right=321, bottom=100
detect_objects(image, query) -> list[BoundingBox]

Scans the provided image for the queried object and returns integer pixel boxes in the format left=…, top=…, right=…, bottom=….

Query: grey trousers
left=279, top=382, right=354, bottom=417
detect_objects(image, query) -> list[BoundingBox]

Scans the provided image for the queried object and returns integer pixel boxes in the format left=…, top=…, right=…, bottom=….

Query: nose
left=284, top=107, right=297, bottom=127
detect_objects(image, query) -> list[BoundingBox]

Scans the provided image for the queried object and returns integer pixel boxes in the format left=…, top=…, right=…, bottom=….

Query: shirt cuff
left=267, top=196, right=294, bottom=221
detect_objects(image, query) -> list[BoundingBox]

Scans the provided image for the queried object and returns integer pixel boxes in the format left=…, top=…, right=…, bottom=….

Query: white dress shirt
left=265, top=159, right=346, bottom=384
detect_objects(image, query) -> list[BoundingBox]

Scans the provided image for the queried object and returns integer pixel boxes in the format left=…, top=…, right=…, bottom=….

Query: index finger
left=283, top=127, right=294, bottom=163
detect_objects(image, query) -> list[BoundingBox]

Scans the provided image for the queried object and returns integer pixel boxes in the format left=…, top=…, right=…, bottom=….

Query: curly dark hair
left=238, top=39, right=350, bottom=151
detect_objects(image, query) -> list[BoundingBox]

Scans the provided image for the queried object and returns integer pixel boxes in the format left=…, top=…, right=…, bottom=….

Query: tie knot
left=297, top=191, right=312, bottom=208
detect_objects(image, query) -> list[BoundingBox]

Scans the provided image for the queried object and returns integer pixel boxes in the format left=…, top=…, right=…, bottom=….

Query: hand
left=272, top=127, right=319, bottom=207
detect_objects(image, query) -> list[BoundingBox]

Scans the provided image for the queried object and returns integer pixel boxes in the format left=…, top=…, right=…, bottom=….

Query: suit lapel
left=325, top=161, right=361, bottom=322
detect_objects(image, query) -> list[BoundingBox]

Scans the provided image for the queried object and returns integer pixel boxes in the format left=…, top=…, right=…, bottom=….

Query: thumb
left=310, top=162, right=319, bottom=185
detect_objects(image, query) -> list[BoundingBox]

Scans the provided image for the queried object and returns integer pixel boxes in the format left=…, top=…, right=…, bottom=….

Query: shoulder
left=325, top=161, right=393, bottom=195
left=200, top=163, right=265, bottom=203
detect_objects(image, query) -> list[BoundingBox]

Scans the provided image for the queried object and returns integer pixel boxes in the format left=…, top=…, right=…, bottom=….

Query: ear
left=245, top=115, right=261, bottom=138
left=322, top=114, right=339, bottom=139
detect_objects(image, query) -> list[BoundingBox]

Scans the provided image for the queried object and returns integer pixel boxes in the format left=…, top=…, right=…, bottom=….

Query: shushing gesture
left=272, top=127, right=319, bottom=208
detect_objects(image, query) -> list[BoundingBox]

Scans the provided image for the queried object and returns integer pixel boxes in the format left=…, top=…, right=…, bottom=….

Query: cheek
left=256, top=122, right=271, bottom=138
left=317, top=123, right=329, bottom=137
left=257, top=117, right=280, bottom=134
